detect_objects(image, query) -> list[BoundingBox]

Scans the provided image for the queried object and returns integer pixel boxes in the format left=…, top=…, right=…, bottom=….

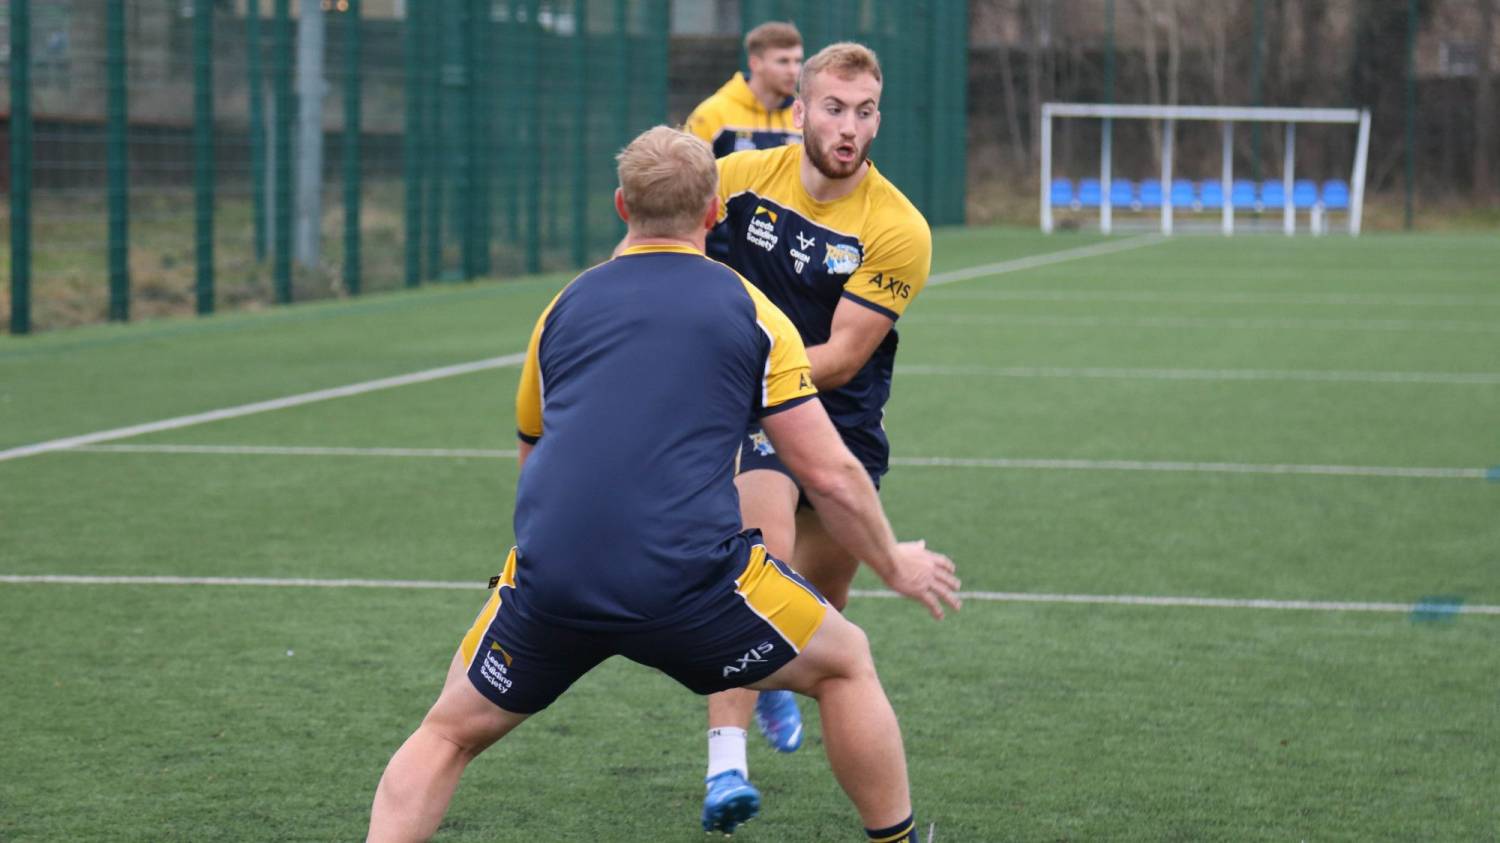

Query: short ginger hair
left=798, top=42, right=883, bottom=98
left=615, top=126, right=717, bottom=238
left=744, top=21, right=802, bottom=57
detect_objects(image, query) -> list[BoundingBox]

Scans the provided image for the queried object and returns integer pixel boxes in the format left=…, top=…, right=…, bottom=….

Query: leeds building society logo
left=747, top=205, right=780, bottom=252
left=823, top=241, right=861, bottom=275
left=722, top=641, right=776, bottom=677
left=790, top=231, right=817, bottom=273
left=479, top=648, right=514, bottom=695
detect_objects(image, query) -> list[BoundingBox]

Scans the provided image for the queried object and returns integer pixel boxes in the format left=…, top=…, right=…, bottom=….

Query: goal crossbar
left=1040, top=103, right=1373, bottom=237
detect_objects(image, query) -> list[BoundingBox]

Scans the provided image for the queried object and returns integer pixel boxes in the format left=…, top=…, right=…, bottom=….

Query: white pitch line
left=0, top=353, right=526, bottom=464
left=926, top=289, right=1500, bottom=307
left=69, top=443, right=1490, bottom=481
left=847, top=589, right=1500, bottom=615
left=907, top=313, right=1500, bottom=334
left=896, top=364, right=1500, bottom=386
left=925, top=235, right=1168, bottom=287
left=75, top=444, right=521, bottom=459
left=3, top=245, right=1154, bottom=465
left=890, top=456, right=1488, bottom=480
left=2, top=574, right=1495, bottom=616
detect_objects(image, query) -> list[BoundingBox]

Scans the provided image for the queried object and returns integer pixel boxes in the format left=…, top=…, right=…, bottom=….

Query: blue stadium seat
left=1109, top=178, right=1137, bottom=209
left=1322, top=179, right=1350, bottom=210
left=1231, top=179, right=1258, bottom=210
left=1171, top=178, right=1198, bottom=209
left=1260, top=179, right=1286, bottom=208
left=1293, top=179, right=1319, bottom=209
left=1050, top=177, right=1076, bottom=209
left=1138, top=179, right=1163, bottom=209
left=1078, top=178, right=1103, bottom=208
left=1199, top=180, right=1224, bottom=208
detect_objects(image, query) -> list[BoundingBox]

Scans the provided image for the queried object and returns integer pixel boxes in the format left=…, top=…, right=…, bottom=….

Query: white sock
left=706, top=727, right=748, bottom=782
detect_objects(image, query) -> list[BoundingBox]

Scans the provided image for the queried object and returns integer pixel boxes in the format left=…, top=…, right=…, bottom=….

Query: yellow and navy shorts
left=739, top=424, right=884, bottom=509
left=458, top=534, right=829, bottom=714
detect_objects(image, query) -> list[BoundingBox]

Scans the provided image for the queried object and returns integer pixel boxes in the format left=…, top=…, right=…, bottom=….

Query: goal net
left=1040, top=104, right=1372, bottom=237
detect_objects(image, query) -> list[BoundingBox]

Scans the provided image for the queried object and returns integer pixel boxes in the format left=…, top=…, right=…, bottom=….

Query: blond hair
left=798, top=42, right=882, bottom=98
left=615, top=126, right=718, bottom=238
left=744, top=21, right=802, bottom=57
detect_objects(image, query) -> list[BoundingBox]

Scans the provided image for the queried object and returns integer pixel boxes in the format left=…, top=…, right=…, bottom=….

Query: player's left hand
left=884, top=540, right=961, bottom=620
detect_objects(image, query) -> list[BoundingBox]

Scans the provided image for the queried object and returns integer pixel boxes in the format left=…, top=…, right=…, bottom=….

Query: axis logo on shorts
left=722, top=641, right=776, bottom=677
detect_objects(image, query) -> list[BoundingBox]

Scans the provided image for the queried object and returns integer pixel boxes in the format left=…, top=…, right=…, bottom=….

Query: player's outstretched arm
left=761, top=400, right=961, bottom=619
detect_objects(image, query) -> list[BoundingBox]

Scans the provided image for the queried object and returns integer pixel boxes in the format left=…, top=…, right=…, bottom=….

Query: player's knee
left=818, top=614, right=876, bottom=681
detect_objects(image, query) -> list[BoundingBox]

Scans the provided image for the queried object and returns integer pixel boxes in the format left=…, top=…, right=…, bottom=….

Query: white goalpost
left=1039, top=103, right=1373, bottom=237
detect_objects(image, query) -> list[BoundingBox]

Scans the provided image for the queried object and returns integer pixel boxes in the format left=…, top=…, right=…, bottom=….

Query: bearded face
left=795, top=71, right=882, bottom=182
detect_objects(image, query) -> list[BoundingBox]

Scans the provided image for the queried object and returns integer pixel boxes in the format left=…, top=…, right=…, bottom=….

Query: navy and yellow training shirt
left=512, top=244, right=816, bottom=629
left=685, top=72, right=800, bottom=158
left=708, top=143, right=932, bottom=475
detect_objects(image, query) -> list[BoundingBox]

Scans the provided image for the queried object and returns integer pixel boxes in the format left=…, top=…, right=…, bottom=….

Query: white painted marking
left=4, top=244, right=1159, bottom=465
left=847, top=589, right=1500, bottom=615
left=926, top=289, right=1500, bottom=308
left=890, top=456, right=1486, bottom=480
left=0, top=354, right=526, bottom=464
left=68, top=443, right=1489, bottom=481
left=76, top=444, right=520, bottom=459
left=907, top=313, right=1500, bottom=333
left=925, top=236, right=1168, bottom=287
left=896, top=364, right=1500, bottom=386
left=2, top=574, right=1495, bottom=616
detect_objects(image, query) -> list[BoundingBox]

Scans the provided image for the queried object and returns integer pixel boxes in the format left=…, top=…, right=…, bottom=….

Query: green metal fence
left=2, top=1, right=968, bottom=334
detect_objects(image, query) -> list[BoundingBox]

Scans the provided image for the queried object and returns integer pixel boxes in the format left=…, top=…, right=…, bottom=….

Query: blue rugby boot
left=701, top=770, right=760, bottom=835
left=753, top=690, right=803, bottom=753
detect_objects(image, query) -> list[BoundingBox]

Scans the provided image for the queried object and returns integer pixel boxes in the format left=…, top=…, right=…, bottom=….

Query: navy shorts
left=459, top=538, right=829, bottom=715
left=739, top=425, right=883, bottom=509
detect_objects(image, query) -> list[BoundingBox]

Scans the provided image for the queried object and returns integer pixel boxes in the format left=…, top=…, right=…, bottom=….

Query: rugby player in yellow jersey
left=684, top=21, right=803, bottom=157
left=366, top=127, right=958, bottom=843
left=696, top=42, right=940, bottom=832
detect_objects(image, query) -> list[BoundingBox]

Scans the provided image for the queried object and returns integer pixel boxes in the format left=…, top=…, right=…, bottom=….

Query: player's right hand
left=884, top=540, right=961, bottom=620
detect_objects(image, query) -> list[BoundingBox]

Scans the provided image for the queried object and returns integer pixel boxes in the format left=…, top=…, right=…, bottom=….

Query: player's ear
left=792, top=98, right=805, bottom=131
left=614, top=188, right=629, bottom=224
left=872, top=109, right=880, bottom=139
left=702, top=195, right=720, bottom=231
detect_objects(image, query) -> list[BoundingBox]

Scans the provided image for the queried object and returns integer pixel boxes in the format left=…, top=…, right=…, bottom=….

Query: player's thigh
left=419, top=650, right=531, bottom=755
left=792, top=507, right=860, bottom=609
left=736, top=469, right=800, bottom=559
left=749, top=609, right=875, bottom=697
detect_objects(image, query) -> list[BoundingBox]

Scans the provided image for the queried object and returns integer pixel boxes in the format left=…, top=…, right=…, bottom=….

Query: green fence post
left=948, top=4, right=969, bottom=226
left=613, top=0, right=630, bottom=241
left=107, top=0, right=130, bottom=322
left=8, top=0, right=30, bottom=335
left=424, top=6, right=443, bottom=281
left=471, top=0, right=492, bottom=276
left=649, top=1, right=669, bottom=125
left=524, top=0, right=542, bottom=273
left=501, top=1, right=519, bottom=244
left=274, top=0, right=293, bottom=303
left=344, top=0, right=363, bottom=294
left=403, top=1, right=423, bottom=287
left=194, top=0, right=216, bottom=316
left=248, top=0, right=266, bottom=262
left=570, top=0, right=589, bottom=268
left=1404, top=0, right=1417, bottom=230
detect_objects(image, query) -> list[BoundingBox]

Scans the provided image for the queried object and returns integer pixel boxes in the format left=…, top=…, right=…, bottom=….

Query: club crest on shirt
left=748, top=430, right=775, bottom=456
left=823, top=241, right=861, bottom=275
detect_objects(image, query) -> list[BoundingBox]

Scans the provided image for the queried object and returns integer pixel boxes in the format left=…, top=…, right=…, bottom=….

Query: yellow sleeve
left=515, top=293, right=563, bottom=442
left=684, top=98, right=722, bottom=146
left=740, top=279, right=817, bottom=414
left=841, top=208, right=932, bottom=320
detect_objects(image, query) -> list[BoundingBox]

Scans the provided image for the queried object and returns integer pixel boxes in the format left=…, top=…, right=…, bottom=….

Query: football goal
left=1040, top=103, right=1372, bottom=237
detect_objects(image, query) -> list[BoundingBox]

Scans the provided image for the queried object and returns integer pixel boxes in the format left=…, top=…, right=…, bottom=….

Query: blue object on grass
left=1410, top=595, right=1464, bottom=623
